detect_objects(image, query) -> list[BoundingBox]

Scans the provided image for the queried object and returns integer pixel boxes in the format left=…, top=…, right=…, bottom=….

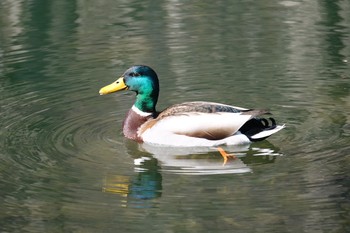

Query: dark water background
left=1, top=0, right=349, bottom=232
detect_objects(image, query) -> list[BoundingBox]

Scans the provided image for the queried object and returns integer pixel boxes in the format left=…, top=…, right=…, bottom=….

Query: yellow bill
left=99, top=77, right=127, bottom=95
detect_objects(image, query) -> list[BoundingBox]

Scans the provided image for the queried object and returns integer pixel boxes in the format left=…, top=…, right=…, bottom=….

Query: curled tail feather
left=239, top=117, right=284, bottom=141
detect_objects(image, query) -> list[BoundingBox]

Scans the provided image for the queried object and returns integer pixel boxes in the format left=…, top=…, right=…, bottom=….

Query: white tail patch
left=250, top=124, right=285, bottom=139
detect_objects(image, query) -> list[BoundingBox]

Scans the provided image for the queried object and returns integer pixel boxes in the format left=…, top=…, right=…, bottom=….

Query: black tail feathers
left=239, top=117, right=277, bottom=141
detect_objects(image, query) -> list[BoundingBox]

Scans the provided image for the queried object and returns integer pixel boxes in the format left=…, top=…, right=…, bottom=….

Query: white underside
left=141, top=123, right=286, bottom=147
left=142, top=130, right=252, bottom=147
left=150, top=112, right=251, bottom=135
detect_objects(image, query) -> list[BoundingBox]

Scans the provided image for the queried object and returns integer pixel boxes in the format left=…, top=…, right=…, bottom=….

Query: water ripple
left=0, top=86, right=119, bottom=175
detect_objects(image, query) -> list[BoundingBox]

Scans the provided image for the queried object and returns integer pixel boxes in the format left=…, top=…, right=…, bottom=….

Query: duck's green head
left=99, top=65, right=159, bottom=113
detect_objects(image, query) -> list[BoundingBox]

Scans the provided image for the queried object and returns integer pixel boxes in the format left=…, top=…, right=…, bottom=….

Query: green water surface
left=1, top=0, right=350, bottom=232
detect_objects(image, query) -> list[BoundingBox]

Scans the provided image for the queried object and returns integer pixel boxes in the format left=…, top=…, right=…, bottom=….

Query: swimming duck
left=99, top=65, right=284, bottom=147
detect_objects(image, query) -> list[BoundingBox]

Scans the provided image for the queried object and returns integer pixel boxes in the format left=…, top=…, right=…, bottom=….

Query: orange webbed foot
left=217, top=147, right=237, bottom=166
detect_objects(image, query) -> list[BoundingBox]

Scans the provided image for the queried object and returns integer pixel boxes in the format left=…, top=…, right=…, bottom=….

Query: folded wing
left=140, top=101, right=270, bottom=140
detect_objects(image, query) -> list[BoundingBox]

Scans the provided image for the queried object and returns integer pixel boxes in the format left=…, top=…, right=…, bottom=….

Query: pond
left=0, top=0, right=349, bottom=232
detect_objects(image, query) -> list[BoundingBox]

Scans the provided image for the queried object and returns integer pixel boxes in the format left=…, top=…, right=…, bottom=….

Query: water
left=1, top=0, right=350, bottom=232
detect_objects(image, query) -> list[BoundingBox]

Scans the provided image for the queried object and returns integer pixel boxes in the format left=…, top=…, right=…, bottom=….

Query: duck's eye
left=129, top=72, right=140, bottom=77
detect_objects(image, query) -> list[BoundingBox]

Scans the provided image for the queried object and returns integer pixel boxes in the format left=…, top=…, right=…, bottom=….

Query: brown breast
left=122, top=109, right=152, bottom=142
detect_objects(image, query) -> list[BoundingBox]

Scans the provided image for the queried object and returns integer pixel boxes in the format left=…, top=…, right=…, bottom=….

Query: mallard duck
left=99, top=65, right=285, bottom=147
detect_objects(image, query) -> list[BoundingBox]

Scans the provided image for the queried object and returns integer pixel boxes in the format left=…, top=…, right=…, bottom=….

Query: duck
left=99, top=65, right=285, bottom=147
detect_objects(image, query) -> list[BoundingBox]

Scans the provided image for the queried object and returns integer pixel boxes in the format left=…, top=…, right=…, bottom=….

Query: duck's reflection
left=138, top=142, right=281, bottom=175
left=103, top=156, right=162, bottom=208
left=103, top=141, right=282, bottom=207
left=138, top=144, right=252, bottom=175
